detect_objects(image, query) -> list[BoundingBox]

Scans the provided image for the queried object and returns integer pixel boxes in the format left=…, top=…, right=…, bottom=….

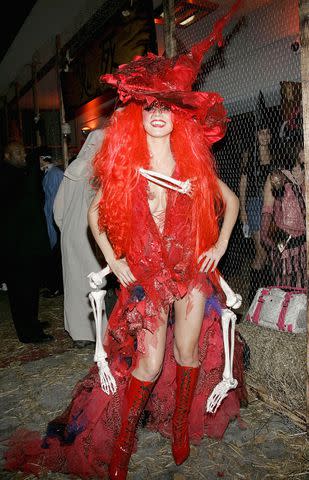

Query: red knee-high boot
left=109, top=375, right=154, bottom=480
left=172, top=365, right=200, bottom=466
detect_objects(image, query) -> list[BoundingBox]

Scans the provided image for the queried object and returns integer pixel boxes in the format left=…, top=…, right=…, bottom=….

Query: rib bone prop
left=139, top=168, right=193, bottom=196
left=88, top=266, right=117, bottom=395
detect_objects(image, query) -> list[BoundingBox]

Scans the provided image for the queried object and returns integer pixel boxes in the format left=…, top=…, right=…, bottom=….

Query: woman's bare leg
left=109, top=310, right=169, bottom=479
left=172, top=288, right=205, bottom=465
left=132, top=309, right=169, bottom=382
left=174, top=288, right=205, bottom=366
left=251, top=230, right=267, bottom=270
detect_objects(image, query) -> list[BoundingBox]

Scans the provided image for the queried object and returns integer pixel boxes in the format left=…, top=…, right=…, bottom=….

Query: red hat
left=100, top=0, right=241, bottom=145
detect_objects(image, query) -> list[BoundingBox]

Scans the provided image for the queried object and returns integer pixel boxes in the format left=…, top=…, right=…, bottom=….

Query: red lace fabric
left=4, top=175, right=247, bottom=478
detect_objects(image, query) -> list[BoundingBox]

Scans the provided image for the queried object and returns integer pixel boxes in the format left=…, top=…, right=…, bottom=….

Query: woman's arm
left=239, top=173, right=247, bottom=224
left=199, top=179, right=239, bottom=273
left=260, top=174, right=275, bottom=250
left=217, top=179, right=240, bottom=245
left=88, top=189, right=136, bottom=287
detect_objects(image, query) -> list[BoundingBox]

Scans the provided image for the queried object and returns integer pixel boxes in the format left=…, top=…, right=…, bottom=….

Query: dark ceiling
left=0, top=1, right=37, bottom=63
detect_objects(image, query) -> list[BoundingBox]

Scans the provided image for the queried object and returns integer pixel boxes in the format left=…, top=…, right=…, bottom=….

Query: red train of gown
left=4, top=175, right=247, bottom=478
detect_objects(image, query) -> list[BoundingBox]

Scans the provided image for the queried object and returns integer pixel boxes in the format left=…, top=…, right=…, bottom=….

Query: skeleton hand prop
left=206, top=308, right=238, bottom=413
left=139, top=168, right=193, bottom=196
left=87, top=265, right=110, bottom=289
left=219, top=276, right=242, bottom=309
left=88, top=277, right=117, bottom=395
left=97, top=359, right=117, bottom=395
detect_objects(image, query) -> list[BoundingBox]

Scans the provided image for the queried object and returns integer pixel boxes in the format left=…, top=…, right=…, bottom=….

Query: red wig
left=93, top=103, right=224, bottom=260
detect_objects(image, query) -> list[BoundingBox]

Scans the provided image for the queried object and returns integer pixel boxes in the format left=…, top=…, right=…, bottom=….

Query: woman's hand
left=109, top=257, right=136, bottom=287
left=198, top=239, right=228, bottom=273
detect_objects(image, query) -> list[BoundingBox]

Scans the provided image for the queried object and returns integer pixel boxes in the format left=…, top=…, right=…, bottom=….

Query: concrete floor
left=0, top=293, right=308, bottom=479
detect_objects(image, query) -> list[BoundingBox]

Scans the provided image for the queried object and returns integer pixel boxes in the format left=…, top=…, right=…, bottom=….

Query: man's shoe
left=19, top=333, right=54, bottom=344
left=41, top=289, right=63, bottom=298
left=39, top=320, right=51, bottom=329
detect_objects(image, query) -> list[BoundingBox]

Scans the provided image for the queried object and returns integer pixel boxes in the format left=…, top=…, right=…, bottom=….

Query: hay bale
left=237, top=320, right=306, bottom=421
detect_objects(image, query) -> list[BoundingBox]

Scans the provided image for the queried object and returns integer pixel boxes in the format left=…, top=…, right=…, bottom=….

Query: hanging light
left=81, top=126, right=92, bottom=135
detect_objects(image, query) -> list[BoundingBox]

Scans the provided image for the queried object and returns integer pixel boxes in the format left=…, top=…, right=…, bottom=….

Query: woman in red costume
left=4, top=2, right=246, bottom=479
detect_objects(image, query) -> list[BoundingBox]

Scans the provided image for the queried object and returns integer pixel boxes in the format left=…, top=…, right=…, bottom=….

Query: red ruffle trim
left=4, top=307, right=246, bottom=479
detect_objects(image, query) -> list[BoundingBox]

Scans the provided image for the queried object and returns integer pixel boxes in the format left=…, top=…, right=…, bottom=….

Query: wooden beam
left=14, top=82, right=23, bottom=141
left=31, top=61, right=41, bottom=147
left=299, top=0, right=309, bottom=437
left=55, top=35, right=69, bottom=168
left=163, top=0, right=176, bottom=58
left=0, top=95, right=9, bottom=143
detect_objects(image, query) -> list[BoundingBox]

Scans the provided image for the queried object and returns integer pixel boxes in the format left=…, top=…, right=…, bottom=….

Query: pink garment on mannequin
left=273, top=183, right=305, bottom=237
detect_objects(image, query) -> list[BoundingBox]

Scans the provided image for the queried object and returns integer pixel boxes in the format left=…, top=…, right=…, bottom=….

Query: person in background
left=261, top=144, right=306, bottom=288
left=53, top=130, right=107, bottom=348
left=239, top=123, right=273, bottom=300
left=40, top=152, right=64, bottom=297
left=0, top=142, right=53, bottom=343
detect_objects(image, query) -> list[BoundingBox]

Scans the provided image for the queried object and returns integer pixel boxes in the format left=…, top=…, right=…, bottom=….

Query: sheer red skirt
left=4, top=177, right=247, bottom=478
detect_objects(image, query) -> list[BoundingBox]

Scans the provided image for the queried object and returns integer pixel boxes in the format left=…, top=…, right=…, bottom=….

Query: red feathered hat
left=100, top=0, right=241, bottom=145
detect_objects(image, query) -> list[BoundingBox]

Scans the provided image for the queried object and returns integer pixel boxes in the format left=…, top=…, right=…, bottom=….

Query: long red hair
left=93, top=103, right=224, bottom=259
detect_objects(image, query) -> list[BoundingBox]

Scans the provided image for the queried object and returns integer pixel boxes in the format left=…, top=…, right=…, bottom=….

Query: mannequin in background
left=53, top=130, right=106, bottom=348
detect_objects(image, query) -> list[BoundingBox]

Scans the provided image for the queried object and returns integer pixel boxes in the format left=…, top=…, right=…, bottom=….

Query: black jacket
left=0, top=159, right=50, bottom=259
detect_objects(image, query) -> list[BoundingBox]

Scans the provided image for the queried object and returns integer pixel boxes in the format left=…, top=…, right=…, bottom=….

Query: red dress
left=4, top=174, right=246, bottom=479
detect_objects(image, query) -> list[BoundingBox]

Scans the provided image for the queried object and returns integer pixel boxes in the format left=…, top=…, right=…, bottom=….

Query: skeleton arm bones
left=87, top=190, right=134, bottom=394
left=88, top=279, right=117, bottom=395
left=89, top=265, right=242, bottom=407
left=203, top=181, right=241, bottom=413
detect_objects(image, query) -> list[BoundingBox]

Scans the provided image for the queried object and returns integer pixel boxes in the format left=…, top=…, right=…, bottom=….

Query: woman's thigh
left=174, top=288, right=206, bottom=355
left=133, top=309, right=169, bottom=380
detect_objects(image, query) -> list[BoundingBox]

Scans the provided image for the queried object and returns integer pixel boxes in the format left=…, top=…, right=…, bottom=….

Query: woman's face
left=257, top=128, right=271, bottom=146
left=142, top=103, right=173, bottom=138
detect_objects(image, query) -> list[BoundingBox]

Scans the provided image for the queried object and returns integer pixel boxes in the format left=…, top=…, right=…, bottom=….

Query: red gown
left=4, top=173, right=246, bottom=479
